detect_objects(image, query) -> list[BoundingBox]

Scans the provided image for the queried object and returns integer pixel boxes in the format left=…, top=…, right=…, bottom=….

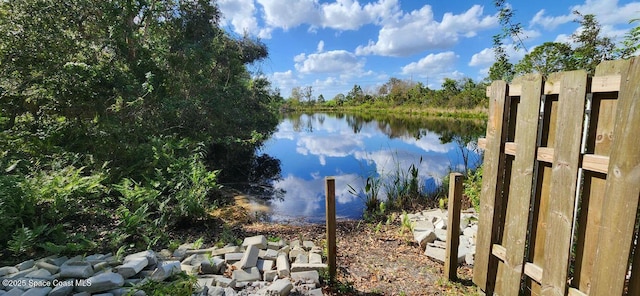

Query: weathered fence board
left=474, top=58, right=640, bottom=296
left=573, top=60, right=627, bottom=294
left=589, top=57, right=640, bottom=295
left=495, top=73, right=543, bottom=296
left=540, top=70, right=588, bottom=296
left=473, top=80, right=510, bottom=293
left=525, top=73, right=561, bottom=295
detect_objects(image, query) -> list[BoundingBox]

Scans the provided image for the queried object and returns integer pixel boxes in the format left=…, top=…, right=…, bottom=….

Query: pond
left=249, top=112, right=485, bottom=223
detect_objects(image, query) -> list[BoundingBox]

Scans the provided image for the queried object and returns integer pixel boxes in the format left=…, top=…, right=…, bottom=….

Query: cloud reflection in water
left=262, top=113, right=481, bottom=222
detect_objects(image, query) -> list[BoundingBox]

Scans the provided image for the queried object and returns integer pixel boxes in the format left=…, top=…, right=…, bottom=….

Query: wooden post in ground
left=325, top=177, right=337, bottom=283
left=445, top=172, right=464, bottom=281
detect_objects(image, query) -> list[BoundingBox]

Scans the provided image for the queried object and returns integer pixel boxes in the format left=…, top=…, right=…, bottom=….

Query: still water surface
left=255, top=112, right=484, bottom=223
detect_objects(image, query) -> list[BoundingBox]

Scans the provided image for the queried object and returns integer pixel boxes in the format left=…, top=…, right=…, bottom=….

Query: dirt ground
left=242, top=219, right=479, bottom=296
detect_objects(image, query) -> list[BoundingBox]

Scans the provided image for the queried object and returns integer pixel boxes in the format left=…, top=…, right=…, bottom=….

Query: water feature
left=252, top=112, right=484, bottom=223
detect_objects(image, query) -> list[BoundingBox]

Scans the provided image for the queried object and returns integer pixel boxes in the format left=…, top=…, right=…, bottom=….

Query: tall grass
left=350, top=156, right=434, bottom=221
left=350, top=157, right=484, bottom=221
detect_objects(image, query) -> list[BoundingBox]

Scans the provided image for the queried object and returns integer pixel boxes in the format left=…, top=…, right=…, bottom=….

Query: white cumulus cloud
left=257, top=0, right=320, bottom=30
left=530, top=9, right=575, bottom=31
left=356, top=5, right=497, bottom=57
left=256, top=0, right=401, bottom=32
left=531, top=0, right=640, bottom=32
left=469, top=48, right=494, bottom=67
left=468, top=45, right=528, bottom=68
left=295, top=50, right=365, bottom=74
left=317, top=40, right=325, bottom=52
left=401, top=51, right=458, bottom=77
left=217, top=0, right=260, bottom=35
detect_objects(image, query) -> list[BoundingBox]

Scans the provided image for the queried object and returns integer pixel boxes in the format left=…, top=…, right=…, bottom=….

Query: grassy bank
left=288, top=105, right=488, bottom=120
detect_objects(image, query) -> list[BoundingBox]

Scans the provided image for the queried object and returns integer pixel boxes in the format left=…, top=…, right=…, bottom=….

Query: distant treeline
left=282, top=77, right=489, bottom=111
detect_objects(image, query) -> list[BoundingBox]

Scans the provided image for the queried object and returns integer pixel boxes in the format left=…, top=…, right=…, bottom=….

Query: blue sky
left=217, top=0, right=640, bottom=99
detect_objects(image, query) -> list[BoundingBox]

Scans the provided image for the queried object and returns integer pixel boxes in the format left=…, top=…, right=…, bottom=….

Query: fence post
left=325, top=177, right=337, bottom=283
left=445, top=172, right=464, bottom=281
left=590, top=57, right=640, bottom=296
left=473, top=80, right=510, bottom=293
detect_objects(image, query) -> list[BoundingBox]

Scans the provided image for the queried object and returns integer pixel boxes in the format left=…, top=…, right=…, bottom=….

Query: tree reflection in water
left=209, top=112, right=485, bottom=222
left=207, top=142, right=285, bottom=202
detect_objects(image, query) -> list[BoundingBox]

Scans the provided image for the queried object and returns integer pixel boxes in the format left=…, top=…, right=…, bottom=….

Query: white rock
left=465, top=252, right=475, bottom=265
left=309, top=253, right=322, bottom=264
left=259, top=249, right=279, bottom=260
left=76, top=272, right=125, bottom=293
left=237, top=245, right=259, bottom=269
left=265, top=278, right=293, bottom=296
left=4, top=287, right=25, bottom=296
left=181, top=263, right=199, bottom=275
left=263, top=270, right=278, bottom=282
left=149, top=261, right=181, bottom=281
left=115, top=257, right=148, bottom=278
left=434, top=218, right=447, bottom=230
left=49, top=284, right=74, bottom=296
left=276, top=253, right=290, bottom=278
left=16, top=259, right=35, bottom=271
left=25, top=268, right=52, bottom=279
left=242, top=235, right=267, bottom=249
left=295, top=253, right=308, bottom=264
left=267, top=240, right=285, bottom=250
left=60, top=261, right=94, bottom=278
left=302, top=241, right=315, bottom=250
left=21, top=287, right=52, bottom=296
left=411, top=220, right=434, bottom=231
left=207, top=286, right=226, bottom=296
left=290, top=263, right=328, bottom=272
left=424, top=244, right=465, bottom=264
left=435, top=228, right=448, bottom=241
left=124, top=250, right=158, bottom=266
left=463, top=226, right=477, bottom=239
left=211, top=246, right=241, bottom=256
left=232, top=267, right=261, bottom=282
left=289, top=245, right=305, bottom=260
left=35, top=261, right=59, bottom=274
left=0, top=266, right=19, bottom=276
left=215, top=276, right=236, bottom=288
left=224, top=253, right=243, bottom=264
left=257, top=259, right=274, bottom=273
left=290, top=270, right=320, bottom=285
left=202, top=257, right=225, bottom=274
left=413, top=230, right=437, bottom=249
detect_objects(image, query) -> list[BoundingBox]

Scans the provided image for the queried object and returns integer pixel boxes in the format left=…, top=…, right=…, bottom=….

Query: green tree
left=0, top=0, right=279, bottom=231
left=616, top=18, right=640, bottom=59
left=442, top=78, right=460, bottom=95
left=332, top=93, right=346, bottom=106
left=302, top=86, right=314, bottom=105
left=346, top=84, right=365, bottom=105
left=514, top=42, right=577, bottom=77
left=488, top=0, right=524, bottom=82
left=288, top=86, right=302, bottom=107
left=571, top=11, right=615, bottom=74
left=488, top=54, right=515, bottom=82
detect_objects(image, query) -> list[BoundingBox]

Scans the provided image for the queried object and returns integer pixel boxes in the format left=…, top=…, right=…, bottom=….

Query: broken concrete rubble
left=409, top=208, right=478, bottom=266
left=0, top=235, right=328, bottom=296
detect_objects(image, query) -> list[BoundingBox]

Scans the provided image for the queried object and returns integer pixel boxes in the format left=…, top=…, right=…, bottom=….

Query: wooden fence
left=473, top=58, right=640, bottom=296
